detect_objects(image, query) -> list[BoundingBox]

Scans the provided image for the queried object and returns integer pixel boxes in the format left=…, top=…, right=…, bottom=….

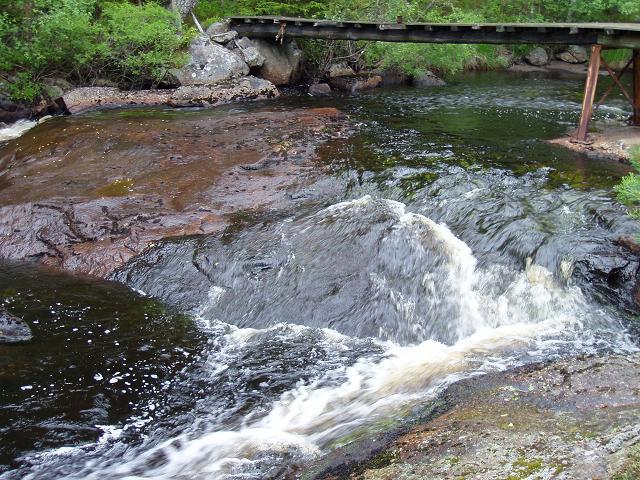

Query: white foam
left=0, top=117, right=47, bottom=142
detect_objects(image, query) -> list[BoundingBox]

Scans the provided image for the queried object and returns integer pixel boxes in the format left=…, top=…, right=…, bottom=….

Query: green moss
left=366, top=449, right=399, bottom=470
left=612, top=445, right=640, bottom=480
left=505, top=456, right=544, bottom=480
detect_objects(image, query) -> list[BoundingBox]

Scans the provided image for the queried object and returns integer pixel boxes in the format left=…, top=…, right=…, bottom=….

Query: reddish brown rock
left=0, top=107, right=351, bottom=277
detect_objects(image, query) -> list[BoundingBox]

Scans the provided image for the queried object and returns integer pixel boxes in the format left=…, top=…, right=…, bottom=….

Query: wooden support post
left=633, top=49, right=640, bottom=126
left=575, top=45, right=602, bottom=142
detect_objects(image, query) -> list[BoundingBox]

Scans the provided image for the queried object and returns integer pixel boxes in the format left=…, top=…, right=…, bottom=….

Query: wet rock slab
left=0, top=107, right=352, bottom=277
left=0, top=309, right=31, bottom=343
left=310, top=353, right=640, bottom=480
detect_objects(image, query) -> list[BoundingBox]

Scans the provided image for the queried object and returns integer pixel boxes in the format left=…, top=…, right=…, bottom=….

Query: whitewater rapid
left=13, top=196, right=635, bottom=480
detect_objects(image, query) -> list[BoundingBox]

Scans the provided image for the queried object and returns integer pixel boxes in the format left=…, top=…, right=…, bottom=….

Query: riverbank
left=308, top=352, right=640, bottom=480
left=549, top=122, right=640, bottom=162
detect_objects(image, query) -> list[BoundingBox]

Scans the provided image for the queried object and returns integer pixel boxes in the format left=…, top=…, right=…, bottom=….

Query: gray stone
left=43, top=77, right=73, bottom=100
left=177, top=35, right=249, bottom=86
left=61, top=77, right=278, bottom=114
left=253, top=39, right=304, bottom=86
left=233, top=37, right=265, bottom=68
left=210, top=30, right=237, bottom=44
left=0, top=309, right=32, bottom=343
left=240, top=46, right=265, bottom=68
left=44, top=85, right=64, bottom=100
left=524, top=46, right=550, bottom=66
left=169, top=76, right=278, bottom=106
left=235, top=36, right=254, bottom=50
left=62, top=87, right=171, bottom=114
left=556, top=45, right=588, bottom=64
left=205, top=20, right=230, bottom=37
left=328, top=63, right=355, bottom=78
left=413, top=71, right=446, bottom=88
left=308, top=83, right=332, bottom=96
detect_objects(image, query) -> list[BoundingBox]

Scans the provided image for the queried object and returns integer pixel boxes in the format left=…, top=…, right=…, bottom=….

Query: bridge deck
left=229, top=17, right=640, bottom=49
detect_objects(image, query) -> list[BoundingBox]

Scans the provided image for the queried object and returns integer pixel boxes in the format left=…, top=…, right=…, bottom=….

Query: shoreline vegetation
left=1, top=0, right=639, bottom=122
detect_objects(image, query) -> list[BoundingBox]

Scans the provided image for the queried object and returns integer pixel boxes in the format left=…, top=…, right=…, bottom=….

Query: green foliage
left=0, top=0, right=188, bottom=102
left=7, top=72, right=43, bottom=103
left=97, top=2, right=191, bottom=87
left=615, top=149, right=640, bottom=218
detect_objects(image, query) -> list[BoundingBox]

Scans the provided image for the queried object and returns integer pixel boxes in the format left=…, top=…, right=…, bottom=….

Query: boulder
left=62, top=87, right=171, bottom=114
left=0, top=309, right=32, bottom=343
left=329, top=74, right=382, bottom=93
left=206, top=20, right=230, bottom=37
left=556, top=45, right=588, bottom=64
left=60, top=77, right=278, bottom=115
left=43, top=77, right=74, bottom=100
left=233, top=37, right=265, bottom=68
left=308, top=83, right=332, bottom=96
left=177, top=34, right=249, bottom=86
left=524, top=46, right=550, bottom=66
left=328, top=63, right=355, bottom=78
left=413, top=71, right=446, bottom=88
left=252, top=39, right=304, bottom=86
left=210, top=30, right=238, bottom=44
left=168, top=76, right=278, bottom=107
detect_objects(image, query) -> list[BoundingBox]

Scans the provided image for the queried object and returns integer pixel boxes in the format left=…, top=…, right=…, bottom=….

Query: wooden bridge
left=228, top=16, right=640, bottom=142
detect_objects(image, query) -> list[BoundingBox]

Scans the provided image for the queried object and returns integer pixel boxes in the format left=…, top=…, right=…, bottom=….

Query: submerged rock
left=0, top=309, right=32, bottom=343
left=308, top=83, right=332, bottom=96
left=571, top=236, right=640, bottom=315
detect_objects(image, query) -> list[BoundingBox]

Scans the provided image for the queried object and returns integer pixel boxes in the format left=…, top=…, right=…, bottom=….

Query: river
left=1, top=70, right=639, bottom=479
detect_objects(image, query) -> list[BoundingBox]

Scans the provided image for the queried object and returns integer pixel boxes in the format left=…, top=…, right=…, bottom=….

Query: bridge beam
left=575, top=45, right=602, bottom=143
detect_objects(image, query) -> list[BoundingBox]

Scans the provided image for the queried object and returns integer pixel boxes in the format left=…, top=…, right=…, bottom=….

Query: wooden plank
left=228, top=17, right=640, bottom=48
left=228, top=17, right=640, bottom=32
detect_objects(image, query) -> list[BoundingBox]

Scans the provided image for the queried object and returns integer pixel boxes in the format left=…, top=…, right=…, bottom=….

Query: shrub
left=0, top=1, right=190, bottom=102
left=96, top=2, right=191, bottom=88
left=615, top=148, right=640, bottom=218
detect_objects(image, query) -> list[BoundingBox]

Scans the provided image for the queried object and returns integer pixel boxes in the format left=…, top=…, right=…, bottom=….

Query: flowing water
left=1, top=70, right=639, bottom=479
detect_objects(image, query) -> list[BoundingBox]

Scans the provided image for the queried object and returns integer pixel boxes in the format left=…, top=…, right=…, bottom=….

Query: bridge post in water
left=575, top=45, right=602, bottom=143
